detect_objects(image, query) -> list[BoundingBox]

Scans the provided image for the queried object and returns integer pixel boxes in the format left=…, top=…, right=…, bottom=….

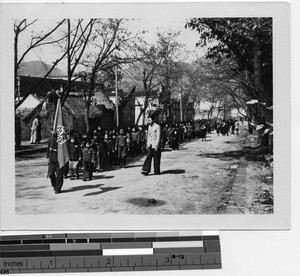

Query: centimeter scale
left=0, top=231, right=221, bottom=274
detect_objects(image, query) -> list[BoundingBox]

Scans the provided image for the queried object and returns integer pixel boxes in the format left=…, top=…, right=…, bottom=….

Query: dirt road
left=16, top=128, right=248, bottom=215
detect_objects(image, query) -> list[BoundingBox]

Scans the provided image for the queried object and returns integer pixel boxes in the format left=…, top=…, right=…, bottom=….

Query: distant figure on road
left=200, top=124, right=207, bottom=141
left=47, top=133, right=64, bottom=194
left=171, top=126, right=179, bottom=150
left=141, top=114, right=161, bottom=176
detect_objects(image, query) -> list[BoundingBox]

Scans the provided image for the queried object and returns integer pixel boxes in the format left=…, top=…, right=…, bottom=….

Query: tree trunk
left=182, top=98, right=190, bottom=121
left=142, top=111, right=146, bottom=125
left=253, top=25, right=269, bottom=126
left=253, top=37, right=265, bottom=102
left=136, top=107, right=145, bottom=125
left=85, top=101, right=90, bottom=134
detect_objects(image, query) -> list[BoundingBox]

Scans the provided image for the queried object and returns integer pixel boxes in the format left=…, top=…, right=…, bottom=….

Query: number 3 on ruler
left=165, top=257, right=170, bottom=264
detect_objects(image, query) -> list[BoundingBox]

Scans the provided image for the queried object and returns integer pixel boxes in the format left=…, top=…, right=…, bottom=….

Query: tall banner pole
left=115, top=61, right=119, bottom=128
left=47, top=98, right=60, bottom=178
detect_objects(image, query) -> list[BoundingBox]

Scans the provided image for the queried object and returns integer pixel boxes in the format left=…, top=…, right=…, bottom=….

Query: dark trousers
left=142, top=147, right=161, bottom=174
left=48, top=162, right=64, bottom=192
left=63, top=161, right=69, bottom=177
left=117, top=146, right=127, bottom=167
left=131, top=141, right=138, bottom=156
left=83, top=161, right=93, bottom=180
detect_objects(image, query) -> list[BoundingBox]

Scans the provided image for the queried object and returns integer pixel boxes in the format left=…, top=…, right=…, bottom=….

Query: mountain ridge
left=18, top=60, right=66, bottom=78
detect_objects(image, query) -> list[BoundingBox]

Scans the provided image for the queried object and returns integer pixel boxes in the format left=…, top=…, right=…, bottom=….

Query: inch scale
left=0, top=231, right=221, bottom=274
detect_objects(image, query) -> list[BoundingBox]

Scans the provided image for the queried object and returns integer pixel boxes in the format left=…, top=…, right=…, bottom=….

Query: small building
left=15, top=75, right=117, bottom=141
left=17, top=94, right=44, bottom=110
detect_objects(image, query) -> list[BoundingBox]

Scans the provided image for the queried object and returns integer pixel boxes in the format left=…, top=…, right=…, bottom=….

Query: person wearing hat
left=141, top=114, right=161, bottom=176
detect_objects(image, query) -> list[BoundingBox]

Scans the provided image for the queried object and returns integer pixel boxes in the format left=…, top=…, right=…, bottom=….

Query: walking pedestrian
left=141, top=114, right=161, bottom=176
left=47, top=133, right=64, bottom=194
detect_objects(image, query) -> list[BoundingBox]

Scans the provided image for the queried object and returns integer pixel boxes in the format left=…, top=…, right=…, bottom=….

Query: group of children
left=64, top=127, right=148, bottom=181
left=64, top=117, right=245, bottom=181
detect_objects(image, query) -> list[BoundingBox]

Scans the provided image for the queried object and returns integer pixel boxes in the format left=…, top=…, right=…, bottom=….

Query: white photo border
left=0, top=2, right=290, bottom=230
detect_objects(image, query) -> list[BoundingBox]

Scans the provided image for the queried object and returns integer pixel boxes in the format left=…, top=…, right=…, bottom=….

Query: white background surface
left=0, top=0, right=298, bottom=275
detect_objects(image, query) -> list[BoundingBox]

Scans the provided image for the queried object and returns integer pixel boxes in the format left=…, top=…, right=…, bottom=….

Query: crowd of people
left=46, top=116, right=245, bottom=193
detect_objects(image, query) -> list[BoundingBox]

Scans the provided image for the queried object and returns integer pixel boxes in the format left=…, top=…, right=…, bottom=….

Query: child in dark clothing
left=104, top=133, right=113, bottom=168
left=115, top=129, right=128, bottom=168
left=98, top=135, right=109, bottom=171
left=68, top=136, right=82, bottom=180
left=82, top=140, right=96, bottom=181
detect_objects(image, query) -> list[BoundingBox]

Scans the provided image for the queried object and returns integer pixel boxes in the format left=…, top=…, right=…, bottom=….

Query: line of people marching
left=53, top=117, right=242, bottom=181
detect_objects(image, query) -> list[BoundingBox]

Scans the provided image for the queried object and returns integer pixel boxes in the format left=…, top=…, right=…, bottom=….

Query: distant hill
left=18, top=60, right=66, bottom=78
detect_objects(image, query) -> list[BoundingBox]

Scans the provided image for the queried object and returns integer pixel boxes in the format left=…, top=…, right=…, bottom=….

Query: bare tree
left=14, top=19, right=66, bottom=109
left=132, top=31, right=184, bottom=124
left=80, top=18, right=141, bottom=132
left=133, top=49, right=165, bottom=125
left=60, top=19, right=96, bottom=105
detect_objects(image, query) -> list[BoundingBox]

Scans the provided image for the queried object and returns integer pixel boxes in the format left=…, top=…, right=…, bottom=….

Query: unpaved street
left=16, top=128, right=248, bottom=215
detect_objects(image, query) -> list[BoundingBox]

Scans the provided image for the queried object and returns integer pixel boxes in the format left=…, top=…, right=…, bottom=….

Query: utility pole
left=180, top=91, right=183, bottom=122
left=115, top=61, right=119, bottom=128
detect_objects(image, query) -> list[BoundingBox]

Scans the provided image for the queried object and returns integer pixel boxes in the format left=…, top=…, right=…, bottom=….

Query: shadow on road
left=125, top=164, right=143, bottom=168
left=198, top=147, right=266, bottom=162
left=92, top=175, right=115, bottom=180
left=62, top=184, right=103, bottom=193
left=160, top=169, right=186, bottom=175
left=126, top=197, right=166, bottom=207
left=84, top=186, right=121, bottom=196
left=198, top=150, right=243, bottom=161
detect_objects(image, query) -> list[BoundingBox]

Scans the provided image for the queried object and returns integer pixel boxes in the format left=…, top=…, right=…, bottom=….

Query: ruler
left=0, top=231, right=221, bottom=274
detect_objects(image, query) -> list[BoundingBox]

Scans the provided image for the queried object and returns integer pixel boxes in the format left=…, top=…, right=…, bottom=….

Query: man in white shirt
left=141, top=114, right=161, bottom=176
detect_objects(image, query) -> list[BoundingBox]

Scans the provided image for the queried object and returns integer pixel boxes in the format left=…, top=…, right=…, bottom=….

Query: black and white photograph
left=0, top=2, right=290, bottom=230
